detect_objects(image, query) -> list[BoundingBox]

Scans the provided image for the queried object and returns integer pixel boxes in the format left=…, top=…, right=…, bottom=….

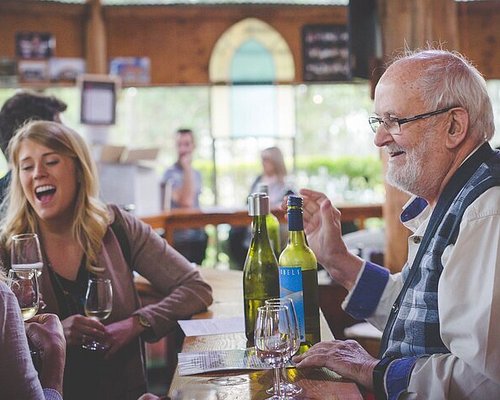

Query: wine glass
left=265, top=297, right=302, bottom=396
left=82, top=277, right=112, bottom=351
left=7, top=269, right=40, bottom=321
left=11, top=233, right=44, bottom=277
left=7, top=269, right=40, bottom=357
left=254, top=305, right=293, bottom=400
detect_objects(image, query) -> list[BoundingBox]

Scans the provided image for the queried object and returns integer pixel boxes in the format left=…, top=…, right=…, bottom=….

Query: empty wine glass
left=265, top=297, right=302, bottom=396
left=11, top=233, right=43, bottom=277
left=82, top=277, right=112, bottom=351
left=254, top=305, right=293, bottom=400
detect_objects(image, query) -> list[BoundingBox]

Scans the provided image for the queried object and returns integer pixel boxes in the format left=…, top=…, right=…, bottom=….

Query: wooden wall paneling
left=457, top=1, right=500, bottom=79
left=104, top=5, right=347, bottom=85
left=0, top=1, right=86, bottom=59
left=1, top=1, right=498, bottom=83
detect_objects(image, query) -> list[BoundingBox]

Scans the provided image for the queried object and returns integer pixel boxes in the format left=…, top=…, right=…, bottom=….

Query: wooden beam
left=85, top=0, right=107, bottom=74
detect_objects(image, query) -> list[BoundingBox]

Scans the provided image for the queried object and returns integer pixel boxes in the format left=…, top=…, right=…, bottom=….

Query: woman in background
left=249, top=146, right=293, bottom=208
left=0, top=121, right=213, bottom=400
left=228, top=146, right=294, bottom=268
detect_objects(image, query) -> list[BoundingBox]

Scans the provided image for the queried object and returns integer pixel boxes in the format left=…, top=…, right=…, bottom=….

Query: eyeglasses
left=368, top=106, right=455, bottom=135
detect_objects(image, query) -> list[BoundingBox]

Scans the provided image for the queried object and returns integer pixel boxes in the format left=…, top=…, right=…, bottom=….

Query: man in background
left=0, top=90, right=67, bottom=203
left=160, top=128, right=207, bottom=265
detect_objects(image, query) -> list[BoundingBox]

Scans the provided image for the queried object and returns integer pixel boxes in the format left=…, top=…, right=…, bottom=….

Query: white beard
left=385, top=136, right=432, bottom=196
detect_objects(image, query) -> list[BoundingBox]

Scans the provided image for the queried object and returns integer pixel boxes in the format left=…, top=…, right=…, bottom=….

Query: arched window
left=209, top=18, right=295, bottom=140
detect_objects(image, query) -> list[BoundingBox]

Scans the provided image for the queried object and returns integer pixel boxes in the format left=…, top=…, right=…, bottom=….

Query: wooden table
left=140, top=204, right=382, bottom=245
left=165, top=268, right=363, bottom=400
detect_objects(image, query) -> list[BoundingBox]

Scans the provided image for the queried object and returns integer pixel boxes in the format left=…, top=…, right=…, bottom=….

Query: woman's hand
left=61, top=314, right=108, bottom=347
left=104, top=316, right=146, bottom=358
left=293, top=339, right=379, bottom=390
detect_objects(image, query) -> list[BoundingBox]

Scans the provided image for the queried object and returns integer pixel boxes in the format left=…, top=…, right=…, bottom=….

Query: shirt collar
left=400, top=196, right=431, bottom=233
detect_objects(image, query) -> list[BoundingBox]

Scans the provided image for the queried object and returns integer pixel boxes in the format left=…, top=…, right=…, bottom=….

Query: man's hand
left=178, top=153, right=193, bottom=171
left=293, top=339, right=379, bottom=390
left=25, top=314, right=66, bottom=393
left=299, top=188, right=363, bottom=289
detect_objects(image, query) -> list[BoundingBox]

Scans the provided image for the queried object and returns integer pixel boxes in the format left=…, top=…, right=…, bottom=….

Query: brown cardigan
left=37, top=206, right=213, bottom=399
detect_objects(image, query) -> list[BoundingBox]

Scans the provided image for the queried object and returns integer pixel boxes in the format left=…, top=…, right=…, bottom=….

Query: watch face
left=139, top=315, right=151, bottom=328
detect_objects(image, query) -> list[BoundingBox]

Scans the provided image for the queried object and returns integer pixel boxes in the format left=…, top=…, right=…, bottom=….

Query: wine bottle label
left=279, top=266, right=305, bottom=341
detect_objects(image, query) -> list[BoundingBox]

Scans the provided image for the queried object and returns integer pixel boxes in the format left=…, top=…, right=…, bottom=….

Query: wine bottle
left=243, top=193, right=280, bottom=344
left=257, top=184, right=281, bottom=257
left=278, top=195, right=320, bottom=349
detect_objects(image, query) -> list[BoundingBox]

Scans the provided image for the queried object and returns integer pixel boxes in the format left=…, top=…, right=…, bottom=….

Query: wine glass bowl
left=265, top=297, right=302, bottom=396
left=7, top=269, right=40, bottom=321
left=254, top=305, right=293, bottom=400
left=11, top=233, right=44, bottom=277
left=82, top=277, right=112, bottom=351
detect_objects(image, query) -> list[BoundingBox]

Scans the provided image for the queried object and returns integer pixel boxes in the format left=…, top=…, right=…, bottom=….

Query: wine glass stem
left=279, top=366, right=288, bottom=383
left=273, top=365, right=281, bottom=396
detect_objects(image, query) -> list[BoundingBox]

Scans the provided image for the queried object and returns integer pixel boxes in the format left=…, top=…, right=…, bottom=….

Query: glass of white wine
left=7, top=269, right=40, bottom=321
left=11, top=233, right=44, bottom=277
left=82, top=277, right=112, bottom=351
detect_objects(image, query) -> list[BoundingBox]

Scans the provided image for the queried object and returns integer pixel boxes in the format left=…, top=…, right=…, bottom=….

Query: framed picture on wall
left=109, top=57, right=150, bottom=85
left=78, top=74, right=120, bottom=125
left=15, top=32, right=55, bottom=60
left=302, top=24, right=351, bottom=82
left=18, top=60, right=49, bottom=83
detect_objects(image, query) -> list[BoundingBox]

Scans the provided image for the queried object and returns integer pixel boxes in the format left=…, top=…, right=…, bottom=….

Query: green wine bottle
left=278, top=195, right=320, bottom=349
left=257, top=184, right=281, bottom=257
left=243, top=193, right=280, bottom=344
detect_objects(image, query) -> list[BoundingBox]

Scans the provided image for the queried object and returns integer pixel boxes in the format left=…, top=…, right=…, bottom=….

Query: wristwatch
left=137, top=314, right=152, bottom=330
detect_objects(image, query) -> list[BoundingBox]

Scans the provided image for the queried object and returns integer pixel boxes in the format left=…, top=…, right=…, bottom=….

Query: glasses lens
left=368, top=117, right=381, bottom=133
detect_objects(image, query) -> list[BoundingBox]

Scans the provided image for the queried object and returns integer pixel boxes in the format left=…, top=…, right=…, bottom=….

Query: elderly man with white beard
left=292, top=49, right=500, bottom=400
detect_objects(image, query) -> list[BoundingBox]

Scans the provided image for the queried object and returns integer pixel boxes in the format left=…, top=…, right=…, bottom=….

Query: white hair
left=392, top=49, right=494, bottom=142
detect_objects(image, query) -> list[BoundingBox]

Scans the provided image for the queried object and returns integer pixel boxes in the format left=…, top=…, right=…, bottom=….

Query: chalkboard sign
left=302, top=24, right=351, bottom=82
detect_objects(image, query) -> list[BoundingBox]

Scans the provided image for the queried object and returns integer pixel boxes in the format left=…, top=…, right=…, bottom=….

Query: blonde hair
left=0, top=121, right=110, bottom=272
left=261, top=146, right=287, bottom=181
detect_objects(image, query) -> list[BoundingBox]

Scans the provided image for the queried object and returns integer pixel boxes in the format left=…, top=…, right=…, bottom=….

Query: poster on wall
left=78, top=74, right=120, bottom=125
left=302, top=24, right=351, bottom=82
left=15, top=32, right=55, bottom=60
left=109, top=57, right=150, bottom=85
left=49, top=58, right=86, bottom=82
left=18, top=60, right=49, bottom=83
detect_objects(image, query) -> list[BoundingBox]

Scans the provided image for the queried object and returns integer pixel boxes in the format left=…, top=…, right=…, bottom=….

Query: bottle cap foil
left=247, top=193, right=270, bottom=216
